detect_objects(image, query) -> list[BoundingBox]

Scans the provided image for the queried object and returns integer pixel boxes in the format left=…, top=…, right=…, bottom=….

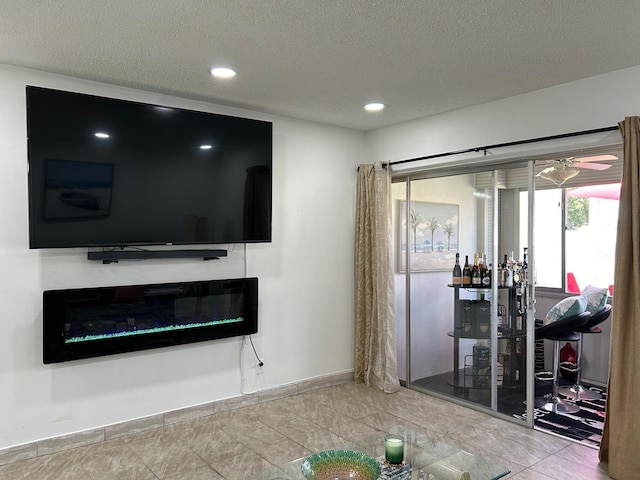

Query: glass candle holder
left=384, top=434, right=404, bottom=465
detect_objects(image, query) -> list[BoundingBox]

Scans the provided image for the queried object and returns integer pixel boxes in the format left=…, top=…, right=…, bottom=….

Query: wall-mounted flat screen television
left=26, top=86, right=272, bottom=248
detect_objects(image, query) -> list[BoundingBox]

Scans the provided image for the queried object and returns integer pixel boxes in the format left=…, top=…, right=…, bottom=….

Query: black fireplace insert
left=43, top=278, right=258, bottom=363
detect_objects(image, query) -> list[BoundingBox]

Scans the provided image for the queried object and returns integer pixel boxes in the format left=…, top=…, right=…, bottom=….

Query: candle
left=384, top=434, right=404, bottom=464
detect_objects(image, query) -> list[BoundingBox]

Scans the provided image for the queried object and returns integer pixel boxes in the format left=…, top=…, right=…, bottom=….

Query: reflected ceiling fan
left=536, top=154, right=618, bottom=186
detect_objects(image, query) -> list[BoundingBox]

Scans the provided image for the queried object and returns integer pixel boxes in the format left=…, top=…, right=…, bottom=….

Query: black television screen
left=26, top=86, right=272, bottom=248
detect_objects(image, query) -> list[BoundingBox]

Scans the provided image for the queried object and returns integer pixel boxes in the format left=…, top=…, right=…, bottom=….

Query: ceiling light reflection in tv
left=26, top=86, right=272, bottom=248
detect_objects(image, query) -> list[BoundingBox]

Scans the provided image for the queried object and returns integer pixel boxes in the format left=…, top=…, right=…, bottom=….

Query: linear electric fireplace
left=43, top=278, right=258, bottom=363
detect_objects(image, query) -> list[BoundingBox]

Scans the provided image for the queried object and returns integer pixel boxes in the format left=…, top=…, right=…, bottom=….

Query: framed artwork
left=397, top=200, right=459, bottom=272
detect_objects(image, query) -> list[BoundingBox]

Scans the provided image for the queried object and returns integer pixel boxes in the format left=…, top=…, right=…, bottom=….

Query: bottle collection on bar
left=452, top=248, right=527, bottom=289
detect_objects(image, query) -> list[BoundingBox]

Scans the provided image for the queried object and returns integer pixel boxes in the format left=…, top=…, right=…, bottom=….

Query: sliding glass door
left=393, top=163, right=534, bottom=423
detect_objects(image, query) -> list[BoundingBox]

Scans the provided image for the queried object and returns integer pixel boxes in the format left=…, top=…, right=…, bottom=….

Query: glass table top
left=245, top=426, right=510, bottom=480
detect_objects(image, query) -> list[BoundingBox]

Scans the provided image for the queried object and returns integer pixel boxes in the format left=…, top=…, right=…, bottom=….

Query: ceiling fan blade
left=572, top=154, right=618, bottom=163
left=574, top=162, right=612, bottom=171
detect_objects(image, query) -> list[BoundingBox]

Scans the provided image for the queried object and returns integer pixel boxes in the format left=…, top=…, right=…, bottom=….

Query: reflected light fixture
left=537, top=165, right=580, bottom=186
left=210, top=67, right=236, bottom=79
left=364, top=102, right=385, bottom=112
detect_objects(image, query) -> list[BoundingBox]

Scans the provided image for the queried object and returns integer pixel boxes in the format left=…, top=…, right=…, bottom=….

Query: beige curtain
left=599, top=117, right=640, bottom=478
left=354, top=163, right=400, bottom=393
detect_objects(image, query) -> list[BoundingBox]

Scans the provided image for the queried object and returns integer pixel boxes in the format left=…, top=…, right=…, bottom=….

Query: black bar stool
left=559, top=304, right=611, bottom=401
left=535, top=311, right=591, bottom=414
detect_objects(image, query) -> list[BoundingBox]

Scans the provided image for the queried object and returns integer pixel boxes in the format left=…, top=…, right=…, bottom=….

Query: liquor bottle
left=471, top=253, right=481, bottom=286
left=521, top=247, right=528, bottom=288
left=506, top=257, right=514, bottom=287
left=452, top=253, right=462, bottom=285
left=499, top=255, right=507, bottom=287
left=462, top=255, right=471, bottom=287
left=513, top=262, right=521, bottom=286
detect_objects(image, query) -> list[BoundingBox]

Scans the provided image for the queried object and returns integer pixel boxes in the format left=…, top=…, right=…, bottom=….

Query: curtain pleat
left=599, top=117, right=640, bottom=479
left=354, top=163, right=400, bottom=393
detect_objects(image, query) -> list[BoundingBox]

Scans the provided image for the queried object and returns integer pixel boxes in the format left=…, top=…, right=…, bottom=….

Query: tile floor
left=0, top=382, right=612, bottom=480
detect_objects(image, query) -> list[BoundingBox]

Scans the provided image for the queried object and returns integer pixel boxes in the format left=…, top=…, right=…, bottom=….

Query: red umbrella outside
left=567, top=183, right=620, bottom=200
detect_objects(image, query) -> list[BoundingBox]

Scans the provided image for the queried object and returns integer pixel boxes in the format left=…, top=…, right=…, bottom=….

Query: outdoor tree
left=567, top=197, right=589, bottom=230
left=425, top=216, right=440, bottom=252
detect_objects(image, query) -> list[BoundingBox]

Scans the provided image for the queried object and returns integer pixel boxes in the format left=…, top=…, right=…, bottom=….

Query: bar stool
left=535, top=311, right=591, bottom=414
left=559, top=304, right=611, bottom=401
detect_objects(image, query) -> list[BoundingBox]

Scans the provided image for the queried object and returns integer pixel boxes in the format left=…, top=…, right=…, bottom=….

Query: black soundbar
left=87, top=249, right=228, bottom=264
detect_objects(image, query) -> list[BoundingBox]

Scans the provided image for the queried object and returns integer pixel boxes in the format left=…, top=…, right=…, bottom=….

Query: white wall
left=0, top=64, right=365, bottom=449
left=365, top=65, right=640, bottom=165
left=367, top=65, right=640, bottom=386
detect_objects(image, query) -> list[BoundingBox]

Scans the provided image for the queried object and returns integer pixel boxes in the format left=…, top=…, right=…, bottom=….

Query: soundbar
left=87, top=249, right=228, bottom=264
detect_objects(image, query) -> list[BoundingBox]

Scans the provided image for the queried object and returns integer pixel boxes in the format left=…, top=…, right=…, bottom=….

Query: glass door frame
left=396, top=161, right=535, bottom=428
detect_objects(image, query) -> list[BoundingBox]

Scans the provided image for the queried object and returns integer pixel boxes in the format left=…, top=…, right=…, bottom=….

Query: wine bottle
left=482, top=260, right=491, bottom=287
left=452, top=253, right=462, bottom=285
left=471, top=253, right=481, bottom=286
left=521, top=247, right=528, bottom=288
left=462, top=255, right=471, bottom=287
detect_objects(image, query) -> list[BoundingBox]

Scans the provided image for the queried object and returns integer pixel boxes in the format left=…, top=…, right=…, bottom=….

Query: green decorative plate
left=301, top=449, right=381, bottom=480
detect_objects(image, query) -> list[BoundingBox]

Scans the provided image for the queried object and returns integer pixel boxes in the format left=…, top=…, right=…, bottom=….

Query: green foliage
left=567, top=196, right=589, bottom=230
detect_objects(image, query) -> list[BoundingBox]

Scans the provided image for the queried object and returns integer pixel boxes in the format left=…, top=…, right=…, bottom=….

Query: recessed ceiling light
left=364, top=103, right=385, bottom=112
left=94, top=132, right=110, bottom=139
left=210, top=67, right=236, bottom=79
left=200, top=144, right=213, bottom=150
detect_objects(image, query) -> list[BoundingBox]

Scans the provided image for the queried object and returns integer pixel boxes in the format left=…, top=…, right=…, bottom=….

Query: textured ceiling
left=2, top=1, right=640, bottom=131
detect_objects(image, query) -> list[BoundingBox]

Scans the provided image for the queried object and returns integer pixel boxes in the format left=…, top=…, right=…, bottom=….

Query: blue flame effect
left=65, top=317, right=244, bottom=344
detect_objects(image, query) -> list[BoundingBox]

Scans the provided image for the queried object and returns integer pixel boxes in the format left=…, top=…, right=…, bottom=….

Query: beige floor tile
left=0, top=382, right=614, bottom=480
left=0, top=449, right=92, bottom=479
left=207, top=450, right=272, bottom=480
left=444, top=426, right=550, bottom=468
left=247, top=436, right=311, bottom=465
left=478, top=417, right=571, bottom=455
left=164, top=465, right=225, bottom=480
left=178, top=424, right=254, bottom=464
left=529, top=452, right=612, bottom=480
left=264, top=412, right=322, bottom=439
left=74, top=439, right=157, bottom=479
left=283, top=428, right=347, bottom=452
left=506, top=468, right=556, bottom=479
left=124, top=428, right=208, bottom=478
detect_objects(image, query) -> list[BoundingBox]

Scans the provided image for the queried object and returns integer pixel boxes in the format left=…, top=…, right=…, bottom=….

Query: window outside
left=520, top=183, right=619, bottom=294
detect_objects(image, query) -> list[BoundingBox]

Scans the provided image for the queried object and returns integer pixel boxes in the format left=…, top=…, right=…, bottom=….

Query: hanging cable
left=240, top=336, right=258, bottom=395
left=248, top=334, right=263, bottom=366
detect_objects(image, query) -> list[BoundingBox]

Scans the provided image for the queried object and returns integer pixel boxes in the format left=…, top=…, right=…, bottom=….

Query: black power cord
left=248, top=335, right=264, bottom=366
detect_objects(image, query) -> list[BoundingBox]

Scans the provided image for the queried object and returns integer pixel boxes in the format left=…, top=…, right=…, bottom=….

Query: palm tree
left=443, top=222, right=455, bottom=250
left=409, top=209, right=423, bottom=252
left=425, top=216, right=440, bottom=252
